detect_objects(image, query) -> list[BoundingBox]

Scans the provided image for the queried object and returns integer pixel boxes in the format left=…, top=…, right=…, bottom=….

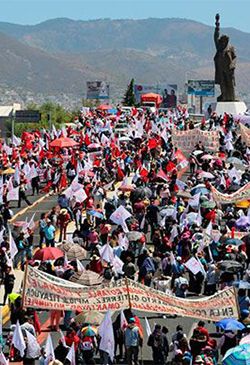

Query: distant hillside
left=0, top=18, right=250, bottom=105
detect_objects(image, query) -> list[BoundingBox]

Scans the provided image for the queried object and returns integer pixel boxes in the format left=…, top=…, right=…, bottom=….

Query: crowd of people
left=0, top=104, right=250, bottom=365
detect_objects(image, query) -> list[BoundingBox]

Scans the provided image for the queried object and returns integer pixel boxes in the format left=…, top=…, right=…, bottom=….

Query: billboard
left=15, top=110, right=41, bottom=123
left=187, top=80, right=215, bottom=96
left=134, top=83, right=178, bottom=108
left=86, top=81, right=110, bottom=99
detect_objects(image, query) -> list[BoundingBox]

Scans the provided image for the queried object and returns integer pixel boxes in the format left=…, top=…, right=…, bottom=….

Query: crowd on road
left=0, top=104, right=250, bottom=364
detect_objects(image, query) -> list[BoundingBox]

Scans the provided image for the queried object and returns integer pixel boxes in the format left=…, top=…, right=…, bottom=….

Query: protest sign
left=240, top=123, right=250, bottom=146
left=211, top=182, right=250, bottom=204
left=184, top=257, right=202, bottom=275
left=23, top=266, right=239, bottom=321
left=172, top=129, right=220, bottom=154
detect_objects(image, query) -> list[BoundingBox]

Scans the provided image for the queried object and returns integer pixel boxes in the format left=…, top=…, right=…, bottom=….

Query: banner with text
left=211, top=182, right=250, bottom=204
left=23, top=266, right=239, bottom=321
left=172, top=129, right=220, bottom=154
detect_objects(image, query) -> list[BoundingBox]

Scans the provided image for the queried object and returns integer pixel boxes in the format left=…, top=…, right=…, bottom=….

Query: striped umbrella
left=59, top=242, right=87, bottom=261
left=223, top=344, right=250, bottom=364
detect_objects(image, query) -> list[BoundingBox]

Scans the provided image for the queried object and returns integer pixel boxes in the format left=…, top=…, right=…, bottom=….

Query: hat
left=128, top=317, right=135, bottom=324
left=91, top=254, right=99, bottom=260
left=194, top=355, right=204, bottom=364
left=60, top=208, right=68, bottom=215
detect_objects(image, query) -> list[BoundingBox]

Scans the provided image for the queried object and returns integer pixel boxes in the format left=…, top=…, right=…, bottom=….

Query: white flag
left=25, top=330, right=41, bottom=359
left=28, top=213, right=36, bottom=230
left=99, top=310, right=115, bottom=361
left=0, top=352, right=8, bottom=365
left=145, top=317, right=152, bottom=338
left=111, top=255, right=124, bottom=275
left=12, top=320, right=26, bottom=357
left=12, top=135, right=21, bottom=146
left=14, top=166, right=20, bottom=185
left=76, top=259, right=85, bottom=272
left=120, top=310, right=128, bottom=331
left=66, top=343, right=75, bottom=365
left=7, top=186, right=19, bottom=202
left=9, top=231, right=18, bottom=260
left=99, top=244, right=114, bottom=263
left=59, top=330, right=68, bottom=348
left=45, top=334, right=55, bottom=365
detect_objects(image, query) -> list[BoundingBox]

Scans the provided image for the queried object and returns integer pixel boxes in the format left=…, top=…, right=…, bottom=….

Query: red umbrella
left=33, top=247, right=64, bottom=261
left=50, top=137, right=79, bottom=148
left=97, top=104, right=113, bottom=111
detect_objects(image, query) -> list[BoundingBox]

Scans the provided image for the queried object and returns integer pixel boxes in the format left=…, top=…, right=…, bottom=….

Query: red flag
left=117, top=166, right=125, bottom=181
left=84, top=134, right=91, bottom=146
left=33, top=310, right=41, bottom=334
left=148, top=138, right=158, bottom=149
left=140, top=167, right=149, bottom=178
left=157, top=169, right=169, bottom=182
left=166, top=161, right=176, bottom=172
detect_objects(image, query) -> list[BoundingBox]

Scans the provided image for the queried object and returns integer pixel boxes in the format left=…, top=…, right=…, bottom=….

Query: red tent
left=50, top=137, right=79, bottom=148
left=141, top=93, right=163, bottom=107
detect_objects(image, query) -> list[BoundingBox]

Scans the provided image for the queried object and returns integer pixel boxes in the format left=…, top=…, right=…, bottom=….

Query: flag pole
left=125, top=276, right=132, bottom=309
left=21, top=260, right=29, bottom=309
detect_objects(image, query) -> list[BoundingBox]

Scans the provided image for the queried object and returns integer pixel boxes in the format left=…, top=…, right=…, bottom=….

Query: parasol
left=58, top=242, right=87, bottom=261
left=33, top=247, right=64, bottom=261
left=74, top=311, right=104, bottom=325
left=222, top=343, right=250, bottom=365
left=50, top=137, right=79, bottom=148
left=69, top=270, right=103, bottom=286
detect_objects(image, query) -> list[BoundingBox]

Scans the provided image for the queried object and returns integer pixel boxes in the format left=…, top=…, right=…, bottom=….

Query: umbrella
left=198, top=171, right=215, bottom=179
left=225, top=238, right=244, bottom=246
left=222, top=343, right=250, bottom=365
left=236, top=201, right=250, bottom=209
left=87, top=143, right=101, bottom=150
left=227, top=157, right=246, bottom=166
left=240, top=334, right=250, bottom=345
left=177, top=191, right=192, bottom=199
left=88, top=210, right=104, bottom=219
left=118, top=184, right=135, bottom=192
left=1, top=167, right=15, bottom=175
left=119, top=136, right=131, bottom=142
left=69, top=270, right=103, bottom=286
left=58, top=242, right=87, bottom=261
left=218, top=260, right=243, bottom=273
left=192, top=150, right=204, bottom=156
left=74, top=311, right=104, bottom=325
left=216, top=318, right=245, bottom=331
left=127, top=231, right=143, bottom=241
left=33, top=247, right=64, bottom=261
left=97, top=104, right=113, bottom=111
left=50, top=137, right=79, bottom=148
left=130, top=187, right=152, bottom=201
left=81, top=325, right=98, bottom=337
left=235, top=216, right=250, bottom=229
left=200, top=201, right=216, bottom=209
left=191, top=184, right=209, bottom=196
left=201, top=154, right=214, bottom=160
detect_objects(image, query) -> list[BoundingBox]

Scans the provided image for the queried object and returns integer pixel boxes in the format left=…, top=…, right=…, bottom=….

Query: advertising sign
left=86, top=81, right=110, bottom=99
left=15, top=110, right=41, bottom=123
left=187, top=80, right=215, bottom=96
left=134, top=83, right=178, bottom=107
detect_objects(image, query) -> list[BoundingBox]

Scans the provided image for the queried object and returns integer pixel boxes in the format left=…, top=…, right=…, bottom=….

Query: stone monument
left=214, top=14, right=247, bottom=114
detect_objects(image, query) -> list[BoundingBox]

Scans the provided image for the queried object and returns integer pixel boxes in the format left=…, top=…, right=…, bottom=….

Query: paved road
left=1, top=184, right=222, bottom=364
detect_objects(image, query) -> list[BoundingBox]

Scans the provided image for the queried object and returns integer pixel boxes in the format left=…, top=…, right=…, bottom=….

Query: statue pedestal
left=215, top=101, right=247, bottom=115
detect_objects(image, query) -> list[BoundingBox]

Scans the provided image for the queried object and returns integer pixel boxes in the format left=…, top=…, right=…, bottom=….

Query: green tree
left=123, top=78, right=136, bottom=106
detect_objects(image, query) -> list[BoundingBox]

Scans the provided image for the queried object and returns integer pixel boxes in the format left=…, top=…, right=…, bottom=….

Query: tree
left=123, top=78, right=136, bottom=106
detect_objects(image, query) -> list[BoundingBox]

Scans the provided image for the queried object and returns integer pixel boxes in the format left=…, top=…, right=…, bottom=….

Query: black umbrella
left=130, top=187, right=152, bottom=202
left=218, top=260, right=242, bottom=273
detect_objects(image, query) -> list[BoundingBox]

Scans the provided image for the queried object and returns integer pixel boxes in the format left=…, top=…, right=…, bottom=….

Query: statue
left=214, top=14, right=236, bottom=102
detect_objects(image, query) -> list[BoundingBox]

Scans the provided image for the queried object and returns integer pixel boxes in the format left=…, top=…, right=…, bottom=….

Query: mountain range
left=0, top=17, right=250, bottom=107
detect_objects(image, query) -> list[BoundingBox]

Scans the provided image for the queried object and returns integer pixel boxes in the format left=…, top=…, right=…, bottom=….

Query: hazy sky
left=1, top=0, right=250, bottom=33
